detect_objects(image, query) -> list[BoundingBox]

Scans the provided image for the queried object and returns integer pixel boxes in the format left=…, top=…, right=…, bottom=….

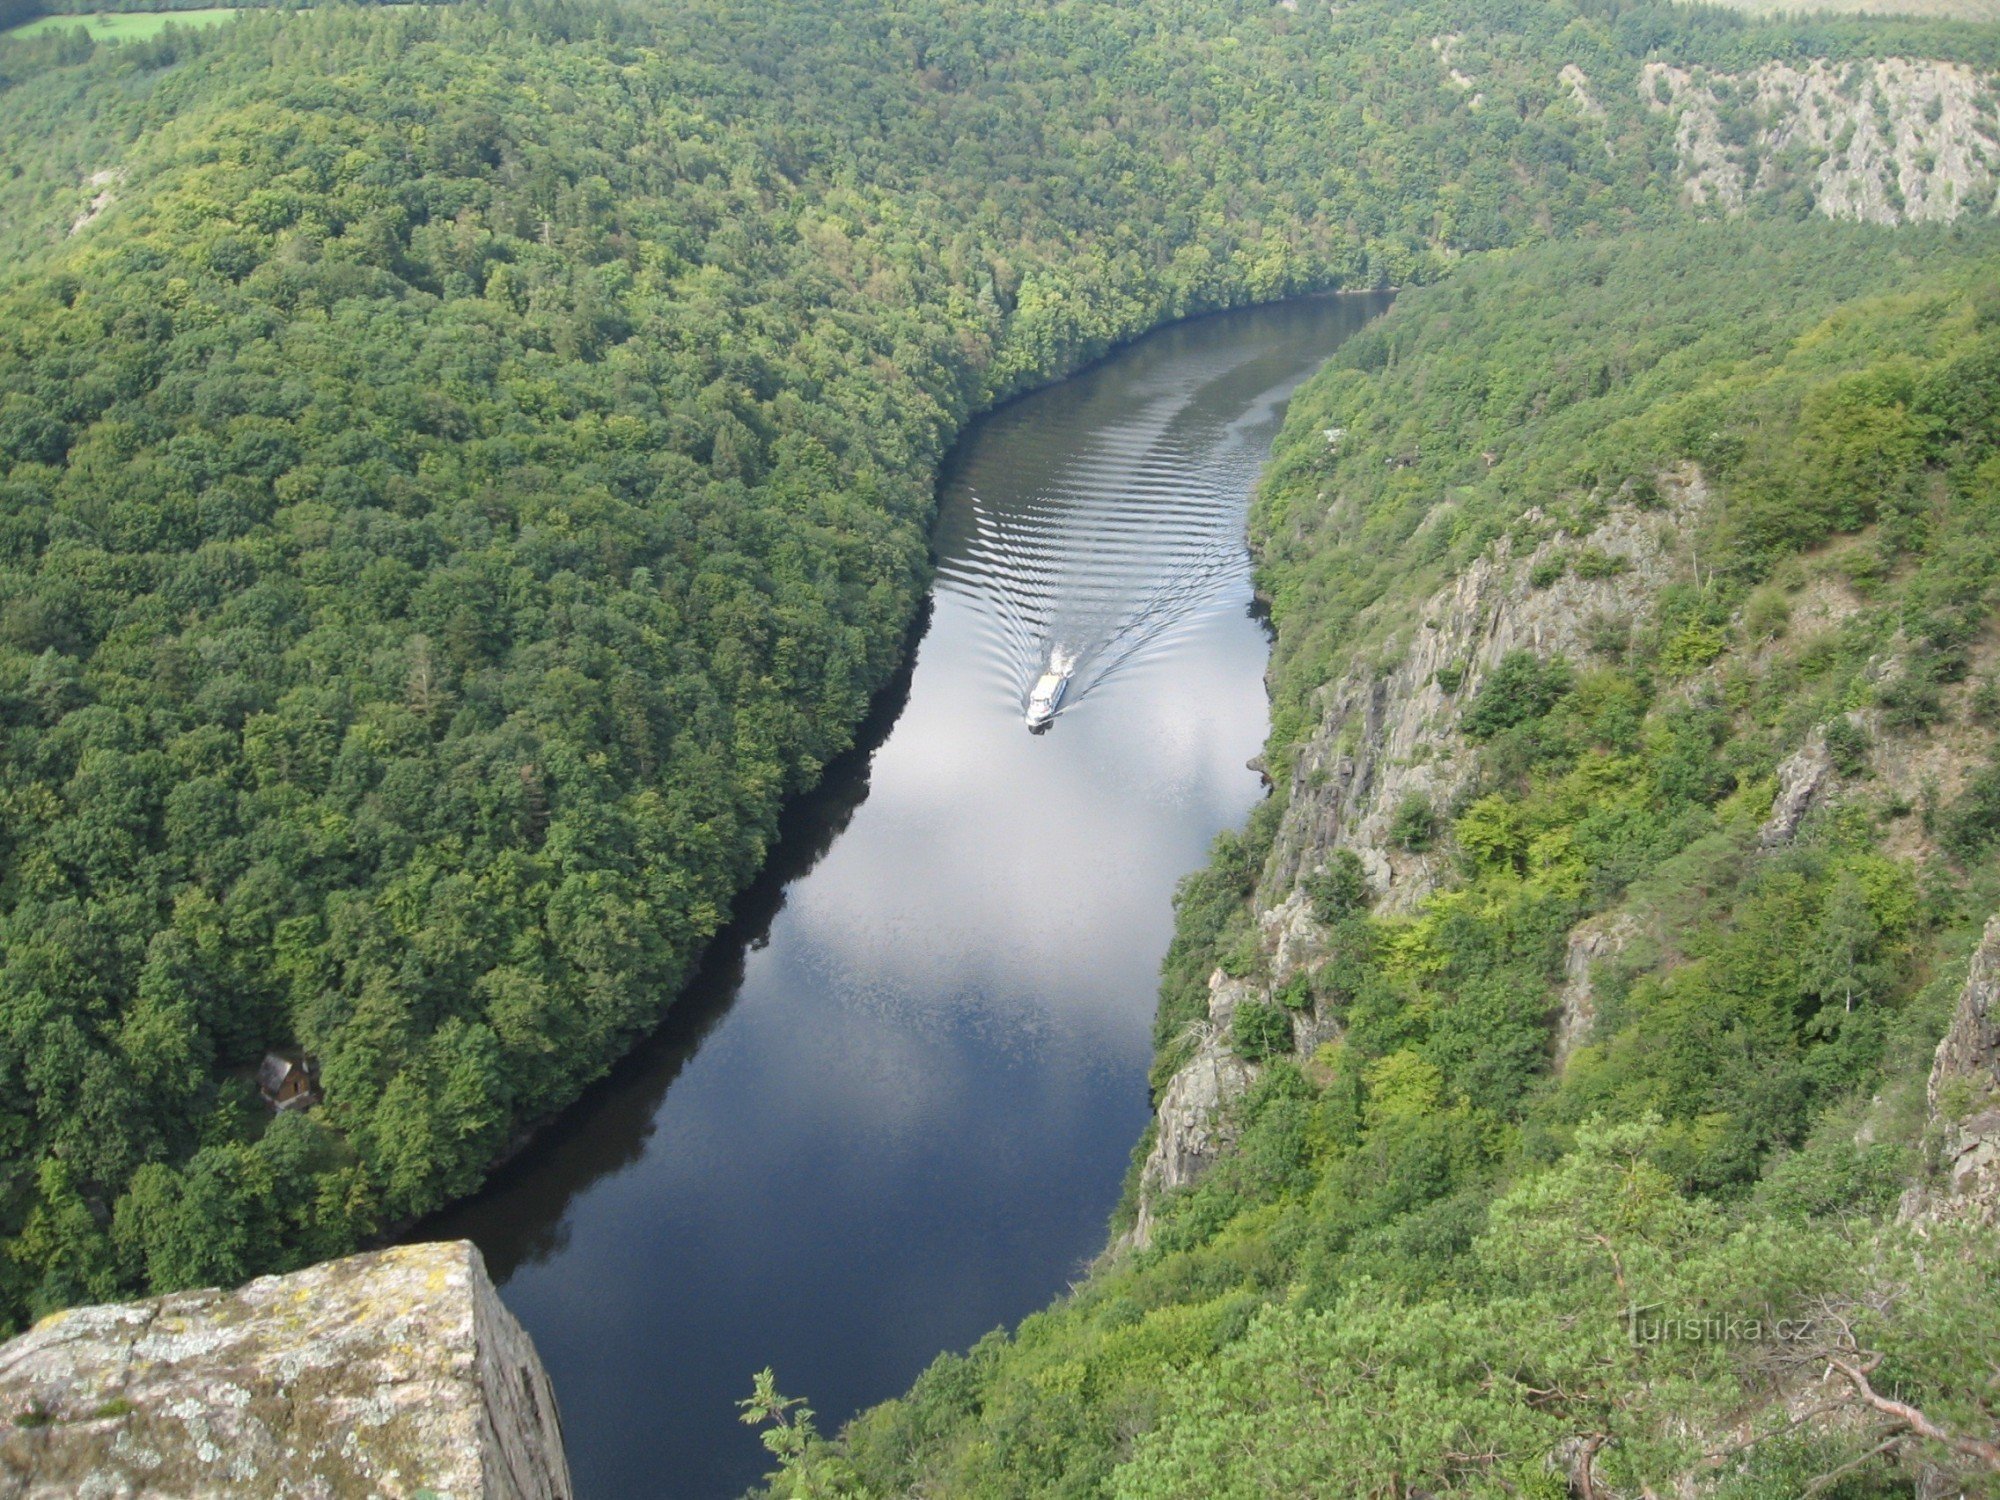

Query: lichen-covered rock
left=0, top=1241, right=571, bottom=1500
left=1553, top=911, right=1641, bottom=1069
left=1902, top=915, right=2000, bottom=1228
left=1258, top=887, right=1329, bottom=981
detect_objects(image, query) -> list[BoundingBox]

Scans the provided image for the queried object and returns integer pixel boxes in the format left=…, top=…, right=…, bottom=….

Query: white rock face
left=1903, top=915, right=2000, bottom=1228
left=0, top=1241, right=572, bottom=1500
left=1643, top=58, right=2000, bottom=224
left=1758, top=727, right=1837, bottom=849
left=1559, top=63, right=1604, bottom=121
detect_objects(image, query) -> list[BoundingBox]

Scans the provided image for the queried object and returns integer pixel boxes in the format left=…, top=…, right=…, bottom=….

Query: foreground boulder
left=0, top=1241, right=570, bottom=1499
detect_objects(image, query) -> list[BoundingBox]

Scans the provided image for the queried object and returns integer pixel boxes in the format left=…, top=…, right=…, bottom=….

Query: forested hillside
left=807, top=223, right=2000, bottom=1496
left=0, top=0, right=1861, bottom=1330
left=3, top=0, right=1999, bottom=1485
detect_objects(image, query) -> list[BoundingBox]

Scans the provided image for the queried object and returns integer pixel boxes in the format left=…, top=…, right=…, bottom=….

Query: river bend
left=425, top=293, right=1390, bottom=1497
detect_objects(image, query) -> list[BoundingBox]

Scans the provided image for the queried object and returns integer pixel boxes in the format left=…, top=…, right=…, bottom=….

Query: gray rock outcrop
left=1553, top=912, right=1640, bottom=1069
left=0, top=1240, right=571, bottom=1500
left=1758, top=728, right=1836, bottom=849
left=1902, top=915, right=2000, bottom=1228
left=1125, top=971, right=1259, bottom=1252
left=1644, top=58, right=2000, bottom=225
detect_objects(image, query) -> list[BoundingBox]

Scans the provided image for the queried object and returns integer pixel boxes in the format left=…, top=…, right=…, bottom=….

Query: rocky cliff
left=1644, top=57, right=2000, bottom=223
left=0, top=1241, right=571, bottom=1500
left=1126, top=475, right=1710, bottom=1246
left=1902, top=915, right=2000, bottom=1228
left=1263, top=471, right=1709, bottom=913
left=1125, top=406, right=2000, bottom=1247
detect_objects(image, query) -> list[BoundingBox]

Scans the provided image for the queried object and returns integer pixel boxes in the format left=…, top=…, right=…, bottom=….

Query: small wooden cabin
left=257, top=1053, right=321, bottom=1112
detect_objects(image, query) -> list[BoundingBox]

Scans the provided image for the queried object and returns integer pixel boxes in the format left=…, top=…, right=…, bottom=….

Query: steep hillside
left=816, top=221, right=2000, bottom=1498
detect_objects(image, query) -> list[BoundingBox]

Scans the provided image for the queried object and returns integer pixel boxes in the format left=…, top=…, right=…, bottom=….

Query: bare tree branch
left=1825, top=1356, right=2000, bottom=1473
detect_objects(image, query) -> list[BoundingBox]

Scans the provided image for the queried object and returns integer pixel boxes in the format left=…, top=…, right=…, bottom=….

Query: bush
left=1462, top=652, right=1573, bottom=740
left=1434, top=662, right=1466, bottom=695
left=1824, top=716, right=1871, bottom=777
left=1743, top=588, right=1790, bottom=640
left=1390, top=791, right=1437, bottom=852
left=1232, top=1000, right=1294, bottom=1063
left=1276, top=972, right=1314, bottom=1011
left=1659, top=623, right=1728, bottom=677
left=1877, top=676, right=1943, bottom=730
left=1528, top=554, right=1567, bottom=589
left=1941, top=755, right=2000, bottom=860
left=1572, top=547, right=1631, bottom=581
left=1585, top=612, right=1630, bottom=659
left=1971, top=679, right=2000, bottom=727
left=1308, top=851, right=1373, bottom=923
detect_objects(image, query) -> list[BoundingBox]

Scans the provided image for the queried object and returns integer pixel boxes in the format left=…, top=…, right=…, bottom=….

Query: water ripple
left=938, top=363, right=1280, bottom=719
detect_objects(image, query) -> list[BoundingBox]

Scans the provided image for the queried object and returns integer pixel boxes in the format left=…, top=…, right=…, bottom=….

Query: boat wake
left=944, top=409, right=1262, bottom=726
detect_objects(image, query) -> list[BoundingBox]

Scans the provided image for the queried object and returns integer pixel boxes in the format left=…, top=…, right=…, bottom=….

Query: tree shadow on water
left=414, top=600, right=932, bottom=1282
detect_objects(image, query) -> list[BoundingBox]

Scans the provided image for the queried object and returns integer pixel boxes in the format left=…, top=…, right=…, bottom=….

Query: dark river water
left=423, top=293, right=1390, bottom=1498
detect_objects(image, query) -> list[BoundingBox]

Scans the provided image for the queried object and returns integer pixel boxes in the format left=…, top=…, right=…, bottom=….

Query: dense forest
left=0, top=0, right=1873, bottom=1330
left=798, top=223, right=2000, bottom=1496
left=3, top=0, right=1999, bottom=1490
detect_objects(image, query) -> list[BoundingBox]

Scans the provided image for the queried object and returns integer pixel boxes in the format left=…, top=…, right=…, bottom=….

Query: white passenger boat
left=1026, top=650, right=1074, bottom=728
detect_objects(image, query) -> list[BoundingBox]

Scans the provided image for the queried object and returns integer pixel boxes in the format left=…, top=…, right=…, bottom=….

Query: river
left=423, top=292, right=1390, bottom=1497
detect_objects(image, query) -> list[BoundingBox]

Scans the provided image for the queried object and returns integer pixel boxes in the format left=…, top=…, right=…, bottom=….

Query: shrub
left=1585, top=612, right=1630, bottom=659
left=1572, top=547, right=1630, bottom=581
left=1462, top=652, right=1573, bottom=739
left=1659, top=623, right=1728, bottom=677
left=1276, top=973, right=1314, bottom=1011
left=1434, top=661, right=1466, bottom=695
left=1232, top=1000, right=1294, bottom=1063
left=1528, top=554, right=1567, bottom=589
left=1877, top=676, right=1943, bottom=731
left=1390, top=791, right=1437, bottom=851
left=1743, top=588, right=1790, bottom=640
left=1823, top=716, right=1871, bottom=777
left=1308, top=850, right=1373, bottom=922
left=1941, top=754, right=2000, bottom=859
left=1971, top=678, right=2000, bottom=727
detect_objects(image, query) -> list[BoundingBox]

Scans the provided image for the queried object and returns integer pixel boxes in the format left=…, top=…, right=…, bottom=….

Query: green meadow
left=4, top=8, right=239, bottom=42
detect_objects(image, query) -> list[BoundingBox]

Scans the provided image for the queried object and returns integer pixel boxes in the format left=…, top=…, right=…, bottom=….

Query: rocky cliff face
left=1125, top=971, right=1259, bottom=1252
left=0, top=1241, right=571, bottom=1500
left=1124, top=476, right=1708, bottom=1246
left=1902, top=916, right=2000, bottom=1228
left=1264, top=471, right=1706, bottom=913
left=1643, top=58, right=2000, bottom=224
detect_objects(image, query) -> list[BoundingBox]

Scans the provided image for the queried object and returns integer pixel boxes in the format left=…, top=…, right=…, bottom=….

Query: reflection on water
left=420, top=293, right=1390, bottom=1499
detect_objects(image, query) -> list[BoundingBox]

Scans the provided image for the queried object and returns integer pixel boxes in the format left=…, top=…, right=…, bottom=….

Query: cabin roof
left=257, top=1053, right=317, bottom=1093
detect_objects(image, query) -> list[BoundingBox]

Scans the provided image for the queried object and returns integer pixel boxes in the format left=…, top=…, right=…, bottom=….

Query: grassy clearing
left=1705, top=0, right=2000, bottom=19
left=5, top=7, right=241, bottom=42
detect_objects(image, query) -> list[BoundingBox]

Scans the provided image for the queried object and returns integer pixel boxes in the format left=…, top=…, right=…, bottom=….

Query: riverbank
left=422, top=296, right=1387, bottom=1497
